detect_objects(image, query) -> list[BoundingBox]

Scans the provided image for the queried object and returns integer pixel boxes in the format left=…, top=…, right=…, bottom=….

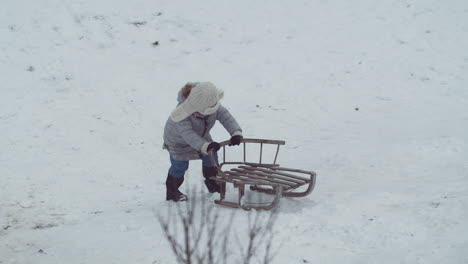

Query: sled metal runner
left=208, top=138, right=317, bottom=210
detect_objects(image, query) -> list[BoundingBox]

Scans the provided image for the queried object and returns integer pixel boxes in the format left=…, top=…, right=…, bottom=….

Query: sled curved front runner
left=208, top=138, right=317, bottom=210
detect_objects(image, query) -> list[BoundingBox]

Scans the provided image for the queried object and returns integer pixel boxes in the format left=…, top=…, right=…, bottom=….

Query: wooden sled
left=208, top=138, right=317, bottom=210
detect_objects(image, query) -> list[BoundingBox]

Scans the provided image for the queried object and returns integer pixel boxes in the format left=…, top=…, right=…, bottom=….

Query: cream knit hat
left=170, top=82, right=224, bottom=122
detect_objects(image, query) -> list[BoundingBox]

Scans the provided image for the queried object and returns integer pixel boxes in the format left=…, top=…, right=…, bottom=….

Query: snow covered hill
left=1, top=0, right=468, bottom=263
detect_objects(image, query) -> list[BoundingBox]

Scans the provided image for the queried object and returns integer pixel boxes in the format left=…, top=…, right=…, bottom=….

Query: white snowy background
left=1, top=0, right=468, bottom=263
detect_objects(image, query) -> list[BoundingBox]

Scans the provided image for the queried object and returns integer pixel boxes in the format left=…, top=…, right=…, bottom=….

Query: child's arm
left=216, top=106, right=242, bottom=137
left=175, top=119, right=212, bottom=154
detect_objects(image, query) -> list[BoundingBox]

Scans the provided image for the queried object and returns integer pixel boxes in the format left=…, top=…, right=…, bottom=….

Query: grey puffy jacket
left=163, top=91, right=242, bottom=160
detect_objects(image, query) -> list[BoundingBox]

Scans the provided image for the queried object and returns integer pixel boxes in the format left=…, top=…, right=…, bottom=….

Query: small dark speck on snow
left=131, top=21, right=147, bottom=27
left=93, top=15, right=106, bottom=21
left=33, top=223, right=57, bottom=230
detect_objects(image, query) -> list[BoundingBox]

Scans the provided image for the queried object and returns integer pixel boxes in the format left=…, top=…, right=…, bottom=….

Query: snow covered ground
left=1, top=0, right=468, bottom=263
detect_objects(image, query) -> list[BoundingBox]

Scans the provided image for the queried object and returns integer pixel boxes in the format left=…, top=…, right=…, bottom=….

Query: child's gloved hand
left=207, top=142, right=221, bottom=152
left=229, top=135, right=243, bottom=146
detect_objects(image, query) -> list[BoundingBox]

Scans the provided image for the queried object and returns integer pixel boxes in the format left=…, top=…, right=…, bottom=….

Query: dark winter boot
left=166, top=175, right=188, bottom=202
left=202, top=166, right=220, bottom=193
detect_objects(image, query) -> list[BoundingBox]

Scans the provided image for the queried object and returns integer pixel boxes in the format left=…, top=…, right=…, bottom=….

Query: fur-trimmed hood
left=170, top=82, right=224, bottom=122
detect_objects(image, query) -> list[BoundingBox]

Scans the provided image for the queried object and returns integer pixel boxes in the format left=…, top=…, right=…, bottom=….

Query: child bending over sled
left=163, top=82, right=243, bottom=201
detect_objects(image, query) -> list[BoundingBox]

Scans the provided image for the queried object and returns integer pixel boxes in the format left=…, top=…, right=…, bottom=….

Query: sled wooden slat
left=229, top=169, right=300, bottom=187
left=223, top=171, right=280, bottom=186
left=259, top=143, right=263, bottom=164
left=243, top=142, right=246, bottom=163
left=234, top=166, right=307, bottom=187
left=229, top=168, right=302, bottom=186
left=238, top=165, right=310, bottom=183
left=244, top=162, right=279, bottom=168
left=224, top=172, right=290, bottom=188
left=273, top=144, right=280, bottom=164
left=227, top=169, right=297, bottom=188
left=208, top=138, right=316, bottom=210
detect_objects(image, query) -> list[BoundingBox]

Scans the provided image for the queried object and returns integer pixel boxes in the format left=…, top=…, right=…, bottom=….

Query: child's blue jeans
left=168, top=152, right=219, bottom=179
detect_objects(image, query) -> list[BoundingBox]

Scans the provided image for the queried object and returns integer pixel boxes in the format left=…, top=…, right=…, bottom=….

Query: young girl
left=163, top=82, right=243, bottom=201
